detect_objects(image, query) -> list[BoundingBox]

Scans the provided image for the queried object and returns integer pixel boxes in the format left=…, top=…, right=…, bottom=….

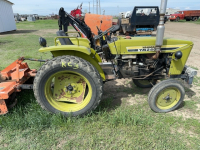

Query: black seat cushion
left=56, top=30, right=74, bottom=45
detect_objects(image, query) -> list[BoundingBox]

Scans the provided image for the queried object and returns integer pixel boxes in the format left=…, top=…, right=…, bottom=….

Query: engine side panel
left=108, top=37, right=193, bottom=75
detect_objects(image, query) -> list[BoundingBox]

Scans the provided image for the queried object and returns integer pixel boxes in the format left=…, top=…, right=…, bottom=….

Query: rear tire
left=33, top=56, right=103, bottom=117
left=132, top=79, right=156, bottom=88
left=148, top=79, right=185, bottom=113
left=192, top=17, right=198, bottom=21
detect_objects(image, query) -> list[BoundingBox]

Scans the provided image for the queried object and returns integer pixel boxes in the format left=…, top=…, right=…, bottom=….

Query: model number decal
left=138, top=48, right=155, bottom=51
left=62, top=61, right=79, bottom=69
left=126, top=45, right=187, bottom=52
left=128, top=48, right=155, bottom=52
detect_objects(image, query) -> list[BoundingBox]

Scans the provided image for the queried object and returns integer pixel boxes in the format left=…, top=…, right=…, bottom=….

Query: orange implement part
left=0, top=99, right=8, bottom=115
left=0, top=82, right=17, bottom=99
left=0, top=57, right=37, bottom=114
left=84, top=13, right=113, bottom=35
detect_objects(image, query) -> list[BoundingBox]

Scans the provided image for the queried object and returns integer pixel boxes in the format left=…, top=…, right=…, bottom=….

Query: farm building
left=0, top=0, right=16, bottom=33
left=27, top=15, right=36, bottom=22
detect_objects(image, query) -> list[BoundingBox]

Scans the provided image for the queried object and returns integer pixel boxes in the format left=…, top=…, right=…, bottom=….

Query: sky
left=10, top=0, right=200, bottom=16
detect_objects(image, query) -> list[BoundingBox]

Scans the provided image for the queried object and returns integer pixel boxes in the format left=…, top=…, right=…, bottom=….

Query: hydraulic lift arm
left=58, top=7, right=93, bottom=41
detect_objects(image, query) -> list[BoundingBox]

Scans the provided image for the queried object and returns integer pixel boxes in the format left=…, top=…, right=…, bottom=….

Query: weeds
left=173, top=19, right=200, bottom=24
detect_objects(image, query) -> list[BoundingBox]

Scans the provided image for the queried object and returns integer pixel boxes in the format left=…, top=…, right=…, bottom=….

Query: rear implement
left=0, top=57, right=36, bottom=115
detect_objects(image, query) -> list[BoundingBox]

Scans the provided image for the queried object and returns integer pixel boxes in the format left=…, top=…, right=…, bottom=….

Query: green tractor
left=33, top=0, right=197, bottom=117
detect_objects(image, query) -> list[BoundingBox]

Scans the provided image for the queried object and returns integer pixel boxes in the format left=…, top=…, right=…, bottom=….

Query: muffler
left=152, top=0, right=168, bottom=59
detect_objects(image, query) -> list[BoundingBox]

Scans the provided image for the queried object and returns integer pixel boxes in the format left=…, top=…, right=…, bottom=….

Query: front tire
left=148, top=79, right=185, bottom=113
left=175, top=17, right=180, bottom=22
left=33, top=56, right=103, bottom=117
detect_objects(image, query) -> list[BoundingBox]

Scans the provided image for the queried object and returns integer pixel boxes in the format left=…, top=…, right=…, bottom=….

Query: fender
left=56, top=38, right=91, bottom=48
left=39, top=45, right=91, bottom=55
left=39, top=46, right=106, bottom=81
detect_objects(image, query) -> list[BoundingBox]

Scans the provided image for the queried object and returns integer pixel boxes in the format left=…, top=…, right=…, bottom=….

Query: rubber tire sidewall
left=148, top=79, right=185, bottom=113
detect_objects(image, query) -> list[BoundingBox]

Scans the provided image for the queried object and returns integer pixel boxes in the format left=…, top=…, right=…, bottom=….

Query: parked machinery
left=119, top=6, right=160, bottom=36
left=170, top=10, right=200, bottom=22
left=31, top=0, right=197, bottom=116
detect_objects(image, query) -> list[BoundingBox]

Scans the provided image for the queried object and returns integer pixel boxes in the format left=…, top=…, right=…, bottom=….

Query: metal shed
left=0, top=0, right=16, bottom=33
left=27, top=15, right=36, bottom=22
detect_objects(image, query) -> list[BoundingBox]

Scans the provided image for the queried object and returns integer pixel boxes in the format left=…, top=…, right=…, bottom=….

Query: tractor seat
left=56, top=30, right=74, bottom=45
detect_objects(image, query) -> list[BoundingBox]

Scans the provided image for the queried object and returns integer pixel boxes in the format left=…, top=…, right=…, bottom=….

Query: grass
left=189, top=65, right=199, bottom=70
left=16, top=20, right=61, bottom=30
left=0, top=20, right=200, bottom=149
left=193, top=76, right=200, bottom=86
left=1, top=91, right=200, bottom=149
left=16, top=19, right=73, bottom=30
left=171, top=19, right=200, bottom=24
left=0, top=34, right=52, bottom=69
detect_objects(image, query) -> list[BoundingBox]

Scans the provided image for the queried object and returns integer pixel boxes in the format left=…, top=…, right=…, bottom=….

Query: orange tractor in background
left=84, top=13, right=113, bottom=35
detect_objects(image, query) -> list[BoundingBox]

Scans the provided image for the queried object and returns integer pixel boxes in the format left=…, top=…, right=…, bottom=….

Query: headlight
left=39, top=37, right=47, bottom=47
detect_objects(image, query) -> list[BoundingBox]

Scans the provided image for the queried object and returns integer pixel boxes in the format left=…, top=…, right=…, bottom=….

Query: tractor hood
left=108, top=37, right=193, bottom=55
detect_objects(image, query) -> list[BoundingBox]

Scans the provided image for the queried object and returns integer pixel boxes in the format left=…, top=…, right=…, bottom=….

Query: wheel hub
left=156, top=87, right=180, bottom=109
left=163, top=94, right=172, bottom=103
left=66, top=84, right=73, bottom=92
left=65, top=83, right=78, bottom=94
left=52, top=74, right=87, bottom=103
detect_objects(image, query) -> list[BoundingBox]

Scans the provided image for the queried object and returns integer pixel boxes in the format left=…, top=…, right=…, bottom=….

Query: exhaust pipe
left=152, top=0, right=168, bottom=59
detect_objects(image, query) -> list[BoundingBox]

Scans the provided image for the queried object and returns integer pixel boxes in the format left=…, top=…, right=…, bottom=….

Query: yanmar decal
left=127, top=44, right=187, bottom=52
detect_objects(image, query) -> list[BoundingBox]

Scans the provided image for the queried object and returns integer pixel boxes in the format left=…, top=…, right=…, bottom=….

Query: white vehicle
left=125, top=11, right=132, bottom=18
left=119, top=12, right=125, bottom=18
left=165, top=8, right=180, bottom=18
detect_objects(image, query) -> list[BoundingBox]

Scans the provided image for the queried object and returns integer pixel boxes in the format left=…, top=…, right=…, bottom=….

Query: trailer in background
left=170, top=10, right=200, bottom=22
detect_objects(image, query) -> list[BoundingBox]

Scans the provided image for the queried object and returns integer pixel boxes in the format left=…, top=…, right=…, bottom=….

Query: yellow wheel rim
left=44, top=71, right=92, bottom=112
left=156, top=87, right=181, bottom=110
